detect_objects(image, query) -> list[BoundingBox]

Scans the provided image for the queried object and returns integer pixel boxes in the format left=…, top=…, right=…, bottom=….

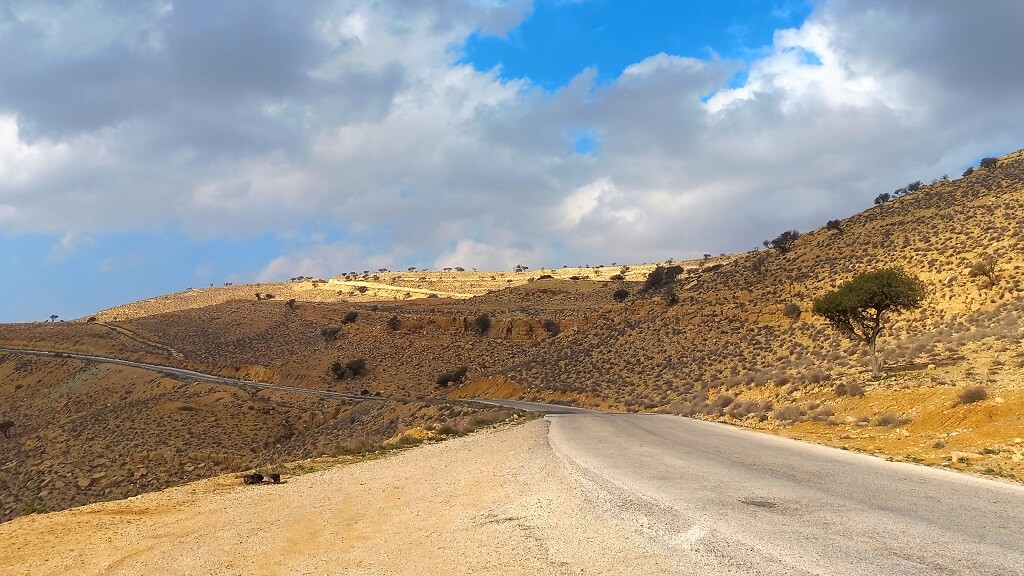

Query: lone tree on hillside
left=642, top=265, right=683, bottom=293
left=980, top=157, right=998, bottom=169
left=763, top=230, right=800, bottom=253
left=813, top=268, right=926, bottom=377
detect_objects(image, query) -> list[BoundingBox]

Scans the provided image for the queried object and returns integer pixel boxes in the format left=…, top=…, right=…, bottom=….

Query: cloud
left=434, top=239, right=541, bottom=271
left=2, top=0, right=1024, bottom=285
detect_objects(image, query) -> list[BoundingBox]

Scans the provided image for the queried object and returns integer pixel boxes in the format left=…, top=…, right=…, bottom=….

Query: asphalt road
left=486, top=401, right=1024, bottom=575
left=0, top=346, right=385, bottom=403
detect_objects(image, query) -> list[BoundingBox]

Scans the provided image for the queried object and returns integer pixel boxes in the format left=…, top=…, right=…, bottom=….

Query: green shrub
left=763, top=230, right=800, bottom=253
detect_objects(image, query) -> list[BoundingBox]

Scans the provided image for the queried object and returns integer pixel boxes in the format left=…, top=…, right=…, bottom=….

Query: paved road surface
left=0, top=346, right=387, bottom=403
left=487, top=400, right=1024, bottom=575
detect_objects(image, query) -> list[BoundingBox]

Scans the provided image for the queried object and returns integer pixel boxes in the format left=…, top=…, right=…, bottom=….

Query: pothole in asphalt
left=739, top=498, right=778, bottom=509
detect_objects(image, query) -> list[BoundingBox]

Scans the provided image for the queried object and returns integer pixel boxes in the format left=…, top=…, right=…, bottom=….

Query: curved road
left=485, top=400, right=1024, bottom=575
left=0, top=346, right=387, bottom=403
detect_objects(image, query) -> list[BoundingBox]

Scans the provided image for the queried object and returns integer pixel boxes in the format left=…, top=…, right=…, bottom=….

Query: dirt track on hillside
left=0, top=420, right=682, bottom=575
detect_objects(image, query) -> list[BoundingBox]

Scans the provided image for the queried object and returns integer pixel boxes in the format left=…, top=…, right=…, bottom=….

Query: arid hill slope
left=2, top=150, right=1024, bottom=521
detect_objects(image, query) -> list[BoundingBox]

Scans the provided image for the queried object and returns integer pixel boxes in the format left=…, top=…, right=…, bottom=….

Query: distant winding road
left=0, top=346, right=384, bottom=403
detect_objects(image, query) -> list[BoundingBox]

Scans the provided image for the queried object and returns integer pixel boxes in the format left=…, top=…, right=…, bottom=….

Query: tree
left=763, top=230, right=800, bottom=253
left=825, top=219, right=842, bottom=232
left=0, top=419, right=13, bottom=438
left=980, top=157, right=998, bottom=169
left=873, top=193, right=891, bottom=205
left=49, top=315, right=58, bottom=322
left=968, top=255, right=997, bottom=286
left=813, top=268, right=926, bottom=377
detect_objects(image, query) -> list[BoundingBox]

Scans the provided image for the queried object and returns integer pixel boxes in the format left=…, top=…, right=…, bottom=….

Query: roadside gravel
left=0, top=420, right=687, bottom=575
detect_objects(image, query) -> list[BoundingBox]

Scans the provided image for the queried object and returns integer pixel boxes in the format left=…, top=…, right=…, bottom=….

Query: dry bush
left=773, top=404, right=803, bottom=423
left=834, top=381, right=864, bottom=397
left=875, top=412, right=909, bottom=427
left=958, top=385, right=988, bottom=405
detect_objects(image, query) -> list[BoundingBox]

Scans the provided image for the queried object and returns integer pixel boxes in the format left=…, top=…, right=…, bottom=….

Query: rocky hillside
left=2, top=150, right=1023, bottom=521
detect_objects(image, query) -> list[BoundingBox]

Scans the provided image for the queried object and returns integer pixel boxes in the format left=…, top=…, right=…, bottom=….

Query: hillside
left=505, top=149, right=1024, bottom=477
left=2, top=150, right=1024, bottom=522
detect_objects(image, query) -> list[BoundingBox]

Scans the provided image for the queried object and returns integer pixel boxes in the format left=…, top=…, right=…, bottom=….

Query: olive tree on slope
left=813, top=268, right=926, bottom=377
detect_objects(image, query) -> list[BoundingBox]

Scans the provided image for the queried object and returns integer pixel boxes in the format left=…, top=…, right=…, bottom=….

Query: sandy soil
left=0, top=420, right=683, bottom=576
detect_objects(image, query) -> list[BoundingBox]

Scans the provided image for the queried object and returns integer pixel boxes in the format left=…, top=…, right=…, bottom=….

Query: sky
left=2, top=0, right=1023, bottom=322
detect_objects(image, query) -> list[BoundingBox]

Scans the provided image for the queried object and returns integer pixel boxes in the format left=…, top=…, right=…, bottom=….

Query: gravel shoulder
left=0, top=420, right=686, bottom=576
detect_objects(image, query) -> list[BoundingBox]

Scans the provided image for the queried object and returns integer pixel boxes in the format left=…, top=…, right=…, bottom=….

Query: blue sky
left=1, top=0, right=1023, bottom=322
left=465, top=1, right=811, bottom=89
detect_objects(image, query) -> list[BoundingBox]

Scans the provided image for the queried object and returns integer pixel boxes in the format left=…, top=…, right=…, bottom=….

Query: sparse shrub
left=255, top=292, right=262, bottom=300
left=773, top=404, right=804, bottom=423
left=749, top=253, right=768, bottom=273
left=286, top=298, right=297, bottom=310
left=763, top=230, right=800, bottom=253
left=263, top=293, right=275, bottom=299
left=906, top=181, right=922, bottom=192
left=355, top=286, right=368, bottom=294
left=542, top=319, right=561, bottom=337
left=663, top=288, right=679, bottom=306
left=473, top=313, right=492, bottom=335
left=87, top=316, right=97, bottom=322
left=329, top=361, right=346, bottom=380
left=538, top=274, right=554, bottom=280
left=345, top=358, right=367, bottom=377
left=834, top=381, right=864, bottom=397
left=0, top=419, right=13, bottom=438
left=387, top=315, right=401, bottom=331
left=341, top=311, right=359, bottom=324
left=612, top=288, right=629, bottom=303
left=826, top=219, right=842, bottom=232
left=642, top=265, right=682, bottom=293
left=980, top=157, right=998, bottom=169
left=875, top=412, right=909, bottom=427
left=436, top=366, right=470, bottom=387
left=961, top=167, right=974, bottom=178
left=782, top=303, right=802, bottom=321
left=321, top=326, right=341, bottom=342
left=609, top=274, right=625, bottom=281
left=958, top=385, right=988, bottom=405
left=712, top=394, right=735, bottom=409
left=968, top=255, right=997, bottom=286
